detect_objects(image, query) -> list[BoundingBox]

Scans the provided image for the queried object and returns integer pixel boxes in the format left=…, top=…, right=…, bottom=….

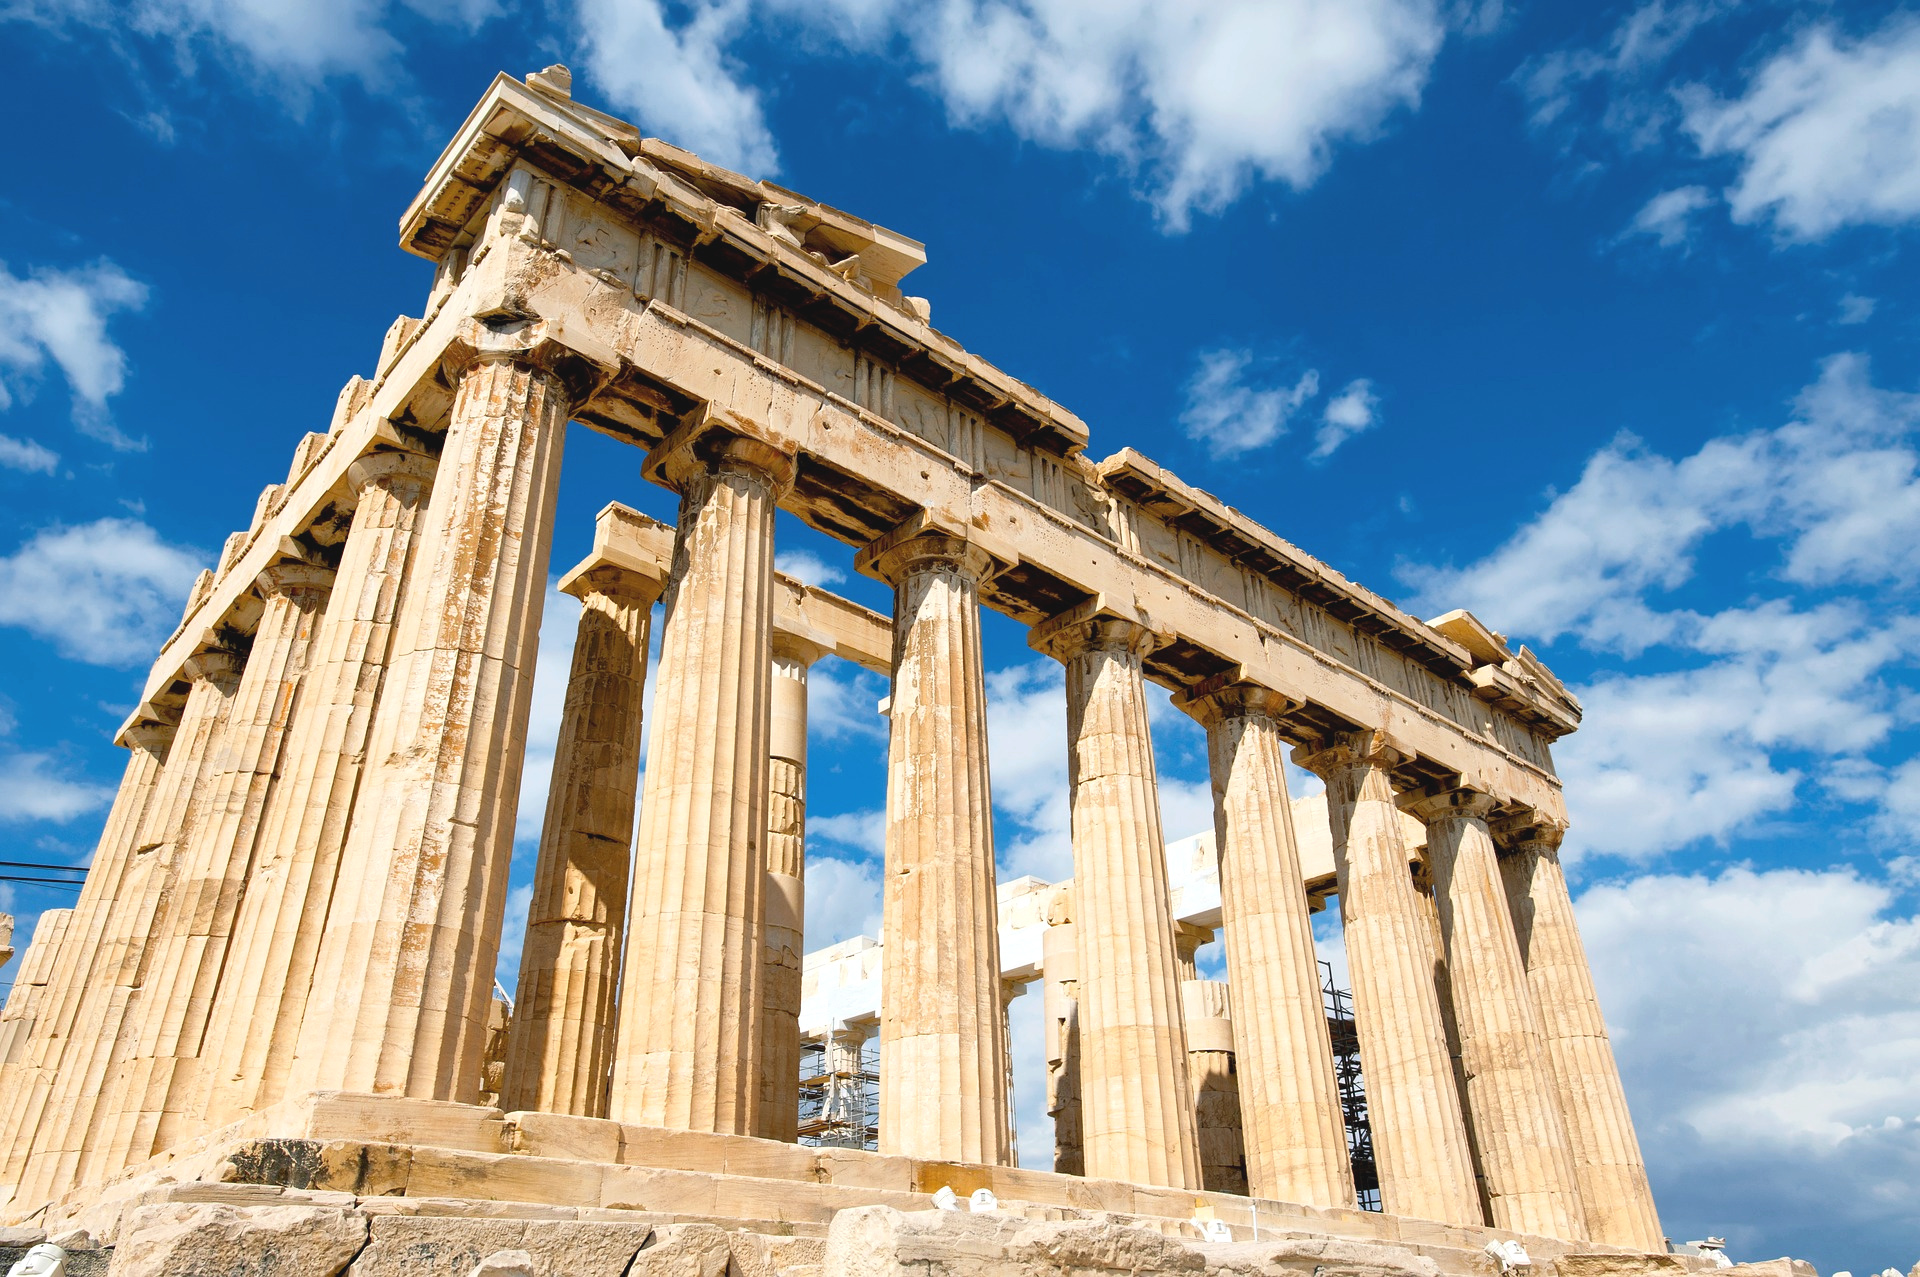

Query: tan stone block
left=347, top=1215, right=655, bottom=1277
left=812, top=1149, right=914, bottom=1193
left=303, top=1095, right=507, bottom=1155
left=402, top=1148, right=605, bottom=1207
left=1552, top=1256, right=1689, bottom=1277
left=504, top=1111, right=623, bottom=1164
left=598, top=1165, right=719, bottom=1217
left=110, top=1201, right=368, bottom=1277
left=624, top=1223, right=732, bottom=1277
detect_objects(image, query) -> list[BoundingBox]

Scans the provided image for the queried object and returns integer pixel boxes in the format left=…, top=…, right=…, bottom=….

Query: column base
left=2, top=1092, right=1751, bottom=1277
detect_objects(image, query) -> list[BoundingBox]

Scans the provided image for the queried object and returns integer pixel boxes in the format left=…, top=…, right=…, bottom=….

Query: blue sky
left=2, top=0, right=1918, bottom=1268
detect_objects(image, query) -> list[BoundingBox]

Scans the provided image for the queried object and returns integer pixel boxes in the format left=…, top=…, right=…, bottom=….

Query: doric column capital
left=347, top=447, right=438, bottom=497
left=771, top=630, right=832, bottom=668
left=441, top=315, right=617, bottom=406
left=1492, top=811, right=1568, bottom=859
left=562, top=562, right=667, bottom=609
left=182, top=645, right=245, bottom=688
left=1027, top=597, right=1161, bottom=664
left=1173, top=668, right=1299, bottom=728
left=117, top=717, right=177, bottom=753
left=255, top=560, right=335, bottom=600
left=856, top=514, right=1005, bottom=587
left=1291, top=727, right=1408, bottom=780
left=1401, top=784, right=1501, bottom=826
left=643, top=405, right=796, bottom=496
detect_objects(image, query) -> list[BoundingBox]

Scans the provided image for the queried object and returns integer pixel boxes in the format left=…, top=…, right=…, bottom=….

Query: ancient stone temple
left=0, top=65, right=1755, bottom=1277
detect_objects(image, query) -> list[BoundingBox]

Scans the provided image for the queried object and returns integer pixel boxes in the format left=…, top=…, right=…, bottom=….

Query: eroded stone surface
left=108, top=1203, right=366, bottom=1277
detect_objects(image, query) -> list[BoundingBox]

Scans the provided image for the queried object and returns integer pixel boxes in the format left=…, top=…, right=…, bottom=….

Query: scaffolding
left=797, top=1035, right=879, bottom=1150
left=1322, top=959, right=1380, bottom=1211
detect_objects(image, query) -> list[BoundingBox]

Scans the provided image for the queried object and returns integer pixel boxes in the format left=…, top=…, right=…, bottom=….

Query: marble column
left=1405, top=787, right=1586, bottom=1240
left=198, top=450, right=438, bottom=1128
left=1294, top=732, right=1481, bottom=1227
left=31, top=649, right=241, bottom=1205
left=856, top=522, right=1009, bottom=1165
left=1041, top=897, right=1083, bottom=1177
left=1498, top=819, right=1662, bottom=1249
left=1181, top=979, right=1248, bottom=1196
left=609, top=418, right=793, bottom=1134
left=1184, top=681, right=1354, bottom=1207
left=1030, top=608, right=1200, bottom=1191
left=97, top=562, right=333, bottom=1174
left=758, top=632, right=828, bottom=1140
left=819, top=1020, right=872, bottom=1148
left=0, top=716, right=171, bottom=1202
left=292, top=322, right=594, bottom=1103
left=0, top=911, right=72, bottom=1064
left=500, top=554, right=664, bottom=1118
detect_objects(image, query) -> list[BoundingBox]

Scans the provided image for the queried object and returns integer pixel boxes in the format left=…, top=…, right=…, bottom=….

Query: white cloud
left=1683, top=16, right=1920, bottom=240
left=573, top=0, right=780, bottom=175
left=0, top=259, right=149, bottom=448
left=1837, top=293, right=1876, bottom=325
left=898, top=0, right=1446, bottom=226
left=0, top=434, right=58, bottom=474
left=1310, top=377, right=1380, bottom=459
left=1402, top=354, right=1920, bottom=860
left=1179, top=348, right=1320, bottom=458
left=810, top=806, right=886, bottom=857
left=804, top=853, right=883, bottom=946
left=0, top=751, right=114, bottom=824
left=1580, top=865, right=1920, bottom=1270
left=1404, top=353, right=1920, bottom=650
left=580, top=0, right=1449, bottom=225
left=774, top=549, right=846, bottom=587
left=0, top=518, right=206, bottom=666
left=1517, top=0, right=1729, bottom=150
left=1625, top=184, right=1712, bottom=248
left=985, top=661, right=1072, bottom=880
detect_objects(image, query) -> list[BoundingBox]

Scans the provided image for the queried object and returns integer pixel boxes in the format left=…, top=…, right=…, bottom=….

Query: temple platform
left=8, top=1093, right=1797, bottom=1277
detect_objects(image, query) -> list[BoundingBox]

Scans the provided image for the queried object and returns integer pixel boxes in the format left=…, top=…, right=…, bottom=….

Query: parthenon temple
left=0, top=67, right=1717, bottom=1277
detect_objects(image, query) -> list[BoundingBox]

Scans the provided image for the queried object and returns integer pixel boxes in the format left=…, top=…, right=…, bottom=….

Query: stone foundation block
left=107, top=1202, right=367, bottom=1276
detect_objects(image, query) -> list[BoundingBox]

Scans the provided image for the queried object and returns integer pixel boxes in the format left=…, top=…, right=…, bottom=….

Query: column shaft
left=859, top=529, right=1008, bottom=1165
left=1188, top=685, right=1353, bottom=1207
left=1409, top=790, right=1586, bottom=1240
left=609, top=431, right=791, bottom=1133
left=757, top=639, right=819, bottom=1140
left=0, top=724, right=169, bottom=1205
left=500, top=565, right=659, bottom=1117
left=1041, top=909, right=1083, bottom=1177
left=197, top=452, right=437, bottom=1127
left=1501, top=829, right=1662, bottom=1249
left=1032, top=612, right=1199, bottom=1190
left=24, top=654, right=240, bottom=1206
left=95, top=566, right=332, bottom=1175
left=292, top=337, right=576, bottom=1101
left=1295, top=733, right=1481, bottom=1227
left=1181, top=979, right=1247, bottom=1196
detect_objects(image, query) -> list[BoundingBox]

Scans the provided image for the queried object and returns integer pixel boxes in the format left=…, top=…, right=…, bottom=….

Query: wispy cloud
left=1180, top=348, right=1320, bottom=457
left=0, top=258, right=150, bottom=448
left=0, top=434, right=59, bottom=474
left=1311, top=378, right=1381, bottom=459
left=0, top=518, right=206, bottom=666
left=1624, top=184, right=1712, bottom=248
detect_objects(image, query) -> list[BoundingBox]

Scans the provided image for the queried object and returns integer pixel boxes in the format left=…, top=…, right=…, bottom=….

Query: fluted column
left=1405, top=787, right=1586, bottom=1240
left=292, top=322, right=595, bottom=1102
left=0, top=911, right=72, bottom=1064
left=757, top=632, right=828, bottom=1140
left=1498, top=819, right=1661, bottom=1248
left=500, top=552, right=663, bottom=1117
left=1294, top=731, right=1480, bottom=1227
left=1041, top=896, right=1083, bottom=1177
left=819, top=1020, right=872, bottom=1147
left=1181, top=979, right=1247, bottom=1196
left=199, top=450, right=438, bottom=1127
left=96, top=562, right=332, bottom=1174
left=0, top=717, right=171, bottom=1203
left=23, top=650, right=240, bottom=1206
left=1182, top=681, right=1353, bottom=1207
left=856, top=522, right=1008, bottom=1165
left=1030, top=608, right=1200, bottom=1190
left=609, top=418, right=793, bottom=1134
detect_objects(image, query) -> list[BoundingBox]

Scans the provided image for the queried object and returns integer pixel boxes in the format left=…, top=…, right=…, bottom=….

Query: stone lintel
left=771, top=578, right=890, bottom=675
